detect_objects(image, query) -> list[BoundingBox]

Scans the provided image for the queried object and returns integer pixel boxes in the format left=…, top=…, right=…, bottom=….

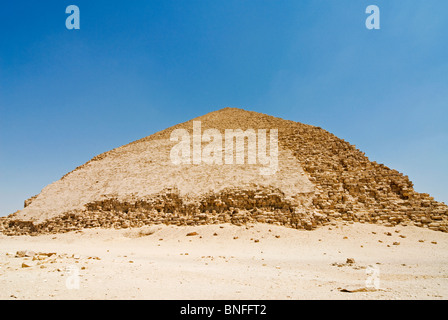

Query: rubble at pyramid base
left=1, top=186, right=447, bottom=236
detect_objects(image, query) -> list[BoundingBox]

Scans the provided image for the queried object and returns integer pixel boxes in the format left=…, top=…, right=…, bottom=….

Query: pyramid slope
left=13, top=139, right=314, bottom=223
left=8, top=108, right=315, bottom=223
left=1, top=107, right=447, bottom=235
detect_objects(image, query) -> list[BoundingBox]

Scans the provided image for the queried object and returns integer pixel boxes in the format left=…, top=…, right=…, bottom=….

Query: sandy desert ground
left=0, top=222, right=447, bottom=300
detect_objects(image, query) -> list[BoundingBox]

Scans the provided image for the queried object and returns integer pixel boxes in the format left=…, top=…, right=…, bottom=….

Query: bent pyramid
left=1, top=107, right=447, bottom=235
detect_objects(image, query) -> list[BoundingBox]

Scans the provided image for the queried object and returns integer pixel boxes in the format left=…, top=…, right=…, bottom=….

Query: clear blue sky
left=1, top=0, right=447, bottom=216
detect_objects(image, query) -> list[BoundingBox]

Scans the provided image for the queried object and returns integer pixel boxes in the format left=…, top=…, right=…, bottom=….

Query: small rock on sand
left=15, top=250, right=35, bottom=258
left=346, top=258, right=355, bottom=264
left=21, top=262, right=35, bottom=268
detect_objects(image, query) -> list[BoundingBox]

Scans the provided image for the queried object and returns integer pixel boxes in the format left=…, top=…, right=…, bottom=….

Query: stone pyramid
left=1, top=107, right=447, bottom=235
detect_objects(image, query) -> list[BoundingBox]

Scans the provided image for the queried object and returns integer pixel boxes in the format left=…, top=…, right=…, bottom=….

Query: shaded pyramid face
left=1, top=108, right=447, bottom=235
